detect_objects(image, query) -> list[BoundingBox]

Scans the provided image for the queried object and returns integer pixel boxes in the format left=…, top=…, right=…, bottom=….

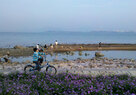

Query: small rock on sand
left=95, top=52, right=104, bottom=57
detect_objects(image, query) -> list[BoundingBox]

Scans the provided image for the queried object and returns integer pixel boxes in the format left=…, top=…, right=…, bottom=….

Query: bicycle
left=24, top=48, right=57, bottom=74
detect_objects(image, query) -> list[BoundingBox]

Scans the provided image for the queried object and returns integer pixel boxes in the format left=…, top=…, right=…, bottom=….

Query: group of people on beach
left=36, top=40, right=58, bottom=49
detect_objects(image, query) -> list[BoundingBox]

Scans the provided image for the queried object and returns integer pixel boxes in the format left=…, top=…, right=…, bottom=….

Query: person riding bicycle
left=33, top=48, right=41, bottom=71
left=38, top=48, right=46, bottom=64
left=24, top=47, right=57, bottom=74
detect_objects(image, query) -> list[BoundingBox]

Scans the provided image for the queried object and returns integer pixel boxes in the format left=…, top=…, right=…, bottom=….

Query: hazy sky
left=0, top=0, right=136, bottom=32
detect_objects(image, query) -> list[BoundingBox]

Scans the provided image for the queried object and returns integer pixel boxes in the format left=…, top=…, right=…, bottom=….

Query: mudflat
left=0, top=43, right=136, bottom=57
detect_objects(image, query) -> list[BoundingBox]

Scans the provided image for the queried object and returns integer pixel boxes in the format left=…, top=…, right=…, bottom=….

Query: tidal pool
left=10, top=50, right=136, bottom=63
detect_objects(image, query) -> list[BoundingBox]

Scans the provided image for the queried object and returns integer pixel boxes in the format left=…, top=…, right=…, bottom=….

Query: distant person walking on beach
left=36, top=44, right=40, bottom=49
left=99, top=42, right=102, bottom=47
left=50, top=44, right=54, bottom=49
left=55, top=40, right=58, bottom=45
left=44, top=44, right=47, bottom=49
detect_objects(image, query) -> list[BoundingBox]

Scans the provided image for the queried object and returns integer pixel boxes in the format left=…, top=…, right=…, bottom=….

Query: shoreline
left=0, top=43, right=136, bottom=57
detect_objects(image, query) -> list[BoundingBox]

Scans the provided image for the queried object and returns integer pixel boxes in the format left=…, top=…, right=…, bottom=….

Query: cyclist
left=38, top=48, right=46, bottom=64
left=24, top=47, right=57, bottom=74
left=33, top=48, right=41, bottom=71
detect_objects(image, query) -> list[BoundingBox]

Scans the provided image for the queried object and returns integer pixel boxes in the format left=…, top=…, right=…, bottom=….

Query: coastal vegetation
left=0, top=72, right=136, bottom=94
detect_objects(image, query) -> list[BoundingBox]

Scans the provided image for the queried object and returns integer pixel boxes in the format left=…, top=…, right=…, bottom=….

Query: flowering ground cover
left=0, top=72, right=136, bottom=95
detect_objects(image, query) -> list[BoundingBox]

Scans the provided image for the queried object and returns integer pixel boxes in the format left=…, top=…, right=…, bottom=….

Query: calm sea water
left=0, top=32, right=136, bottom=48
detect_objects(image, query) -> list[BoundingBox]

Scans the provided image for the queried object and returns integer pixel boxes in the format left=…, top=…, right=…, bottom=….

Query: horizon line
left=0, top=30, right=136, bottom=33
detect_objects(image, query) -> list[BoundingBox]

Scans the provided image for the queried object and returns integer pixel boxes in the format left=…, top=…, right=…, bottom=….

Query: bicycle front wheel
left=24, top=65, right=34, bottom=73
left=46, top=65, right=57, bottom=75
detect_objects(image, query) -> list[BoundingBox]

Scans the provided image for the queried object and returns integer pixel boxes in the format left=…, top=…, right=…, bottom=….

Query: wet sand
left=0, top=43, right=136, bottom=57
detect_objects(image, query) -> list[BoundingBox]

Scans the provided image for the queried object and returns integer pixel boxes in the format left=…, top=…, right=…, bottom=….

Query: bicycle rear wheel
left=24, top=65, right=34, bottom=73
left=46, top=65, right=57, bottom=74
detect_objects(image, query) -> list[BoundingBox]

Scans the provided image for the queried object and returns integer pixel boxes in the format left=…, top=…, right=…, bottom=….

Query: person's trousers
left=33, top=61, right=40, bottom=71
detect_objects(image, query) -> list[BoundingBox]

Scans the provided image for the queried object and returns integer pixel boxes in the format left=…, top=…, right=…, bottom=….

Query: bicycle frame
left=40, top=62, right=50, bottom=68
